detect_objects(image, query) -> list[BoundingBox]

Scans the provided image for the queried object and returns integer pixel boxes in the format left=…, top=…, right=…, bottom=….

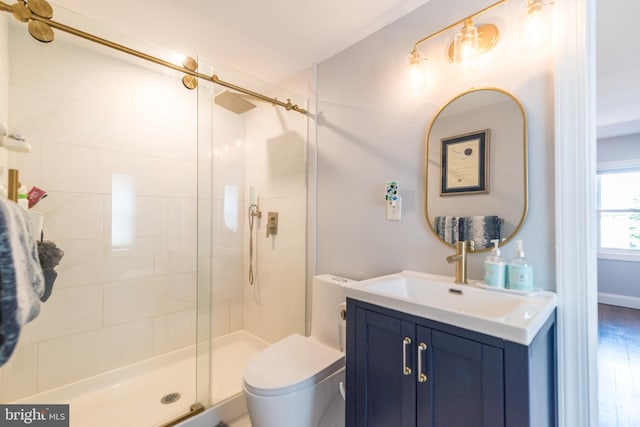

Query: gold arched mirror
left=425, top=88, right=528, bottom=252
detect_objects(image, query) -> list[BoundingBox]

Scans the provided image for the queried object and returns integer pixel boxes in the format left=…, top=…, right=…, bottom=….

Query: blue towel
left=434, top=216, right=461, bottom=245
left=434, top=215, right=501, bottom=249
left=0, top=198, right=44, bottom=367
left=459, top=216, right=501, bottom=250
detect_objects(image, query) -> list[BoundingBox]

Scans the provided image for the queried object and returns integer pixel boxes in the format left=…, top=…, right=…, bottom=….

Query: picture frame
left=440, top=129, right=489, bottom=196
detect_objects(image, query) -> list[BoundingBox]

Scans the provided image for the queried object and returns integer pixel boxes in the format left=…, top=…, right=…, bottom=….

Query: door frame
left=554, top=0, right=598, bottom=425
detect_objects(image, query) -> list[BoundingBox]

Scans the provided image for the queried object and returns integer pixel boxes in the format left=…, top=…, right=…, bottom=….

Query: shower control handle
left=266, top=212, right=279, bottom=237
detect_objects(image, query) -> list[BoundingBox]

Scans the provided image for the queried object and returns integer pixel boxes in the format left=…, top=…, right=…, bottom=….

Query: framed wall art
left=441, top=129, right=489, bottom=196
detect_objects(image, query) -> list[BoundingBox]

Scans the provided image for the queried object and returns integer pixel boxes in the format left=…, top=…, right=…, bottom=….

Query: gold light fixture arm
left=410, top=0, right=508, bottom=56
left=0, top=0, right=307, bottom=115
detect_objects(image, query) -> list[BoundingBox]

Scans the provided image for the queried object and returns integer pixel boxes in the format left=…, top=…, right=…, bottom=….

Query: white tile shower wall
left=208, top=95, right=307, bottom=344
left=242, top=106, right=307, bottom=344
left=0, top=27, right=199, bottom=401
left=0, top=14, right=8, bottom=188
left=211, top=104, right=246, bottom=338
left=0, top=15, right=9, bottom=191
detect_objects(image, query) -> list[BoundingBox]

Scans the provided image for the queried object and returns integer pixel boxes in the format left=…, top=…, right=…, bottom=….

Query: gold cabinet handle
left=417, top=343, right=427, bottom=382
left=402, top=337, right=412, bottom=375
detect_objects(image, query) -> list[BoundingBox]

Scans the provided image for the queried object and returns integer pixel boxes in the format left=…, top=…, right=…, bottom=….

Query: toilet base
left=243, top=367, right=345, bottom=427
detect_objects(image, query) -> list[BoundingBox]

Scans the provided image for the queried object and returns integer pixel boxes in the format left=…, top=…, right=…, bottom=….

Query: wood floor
left=598, top=303, right=640, bottom=427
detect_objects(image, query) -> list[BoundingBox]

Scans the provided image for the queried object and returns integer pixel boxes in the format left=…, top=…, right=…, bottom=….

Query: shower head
left=214, top=90, right=257, bottom=114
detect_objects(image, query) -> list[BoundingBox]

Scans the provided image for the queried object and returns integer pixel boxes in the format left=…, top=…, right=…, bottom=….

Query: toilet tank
left=310, top=275, right=351, bottom=350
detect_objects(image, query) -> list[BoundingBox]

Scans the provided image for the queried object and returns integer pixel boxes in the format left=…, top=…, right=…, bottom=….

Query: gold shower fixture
left=409, top=0, right=507, bottom=69
left=9, top=0, right=54, bottom=42
left=181, top=56, right=198, bottom=90
left=0, top=0, right=307, bottom=115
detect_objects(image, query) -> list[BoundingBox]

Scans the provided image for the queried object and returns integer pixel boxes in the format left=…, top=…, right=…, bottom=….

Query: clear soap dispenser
left=483, top=239, right=506, bottom=288
left=507, top=240, right=534, bottom=291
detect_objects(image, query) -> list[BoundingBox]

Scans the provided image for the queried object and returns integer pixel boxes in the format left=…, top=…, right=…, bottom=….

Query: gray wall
left=315, top=0, right=556, bottom=288
left=597, top=132, right=640, bottom=162
left=597, top=132, right=640, bottom=301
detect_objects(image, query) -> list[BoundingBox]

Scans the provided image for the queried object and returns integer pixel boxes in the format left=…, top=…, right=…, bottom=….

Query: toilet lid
left=243, top=334, right=345, bottom=396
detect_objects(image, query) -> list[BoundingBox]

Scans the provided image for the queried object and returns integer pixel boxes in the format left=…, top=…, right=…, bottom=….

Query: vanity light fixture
left=452, top=18, right=481, bottom=62
left=523, top=0, right=551, bottom=50
left=409, top=0, right=506, bottom=69
left=527, top=0, right=544, bottom=19
left=408, top=49, right=425, bottom=85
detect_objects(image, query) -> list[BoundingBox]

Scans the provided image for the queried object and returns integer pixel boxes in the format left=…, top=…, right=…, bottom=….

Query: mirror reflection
left=425, top=88, right=528, bottom=251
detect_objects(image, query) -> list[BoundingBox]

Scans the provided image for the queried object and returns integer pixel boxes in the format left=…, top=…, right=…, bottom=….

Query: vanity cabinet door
left=351, top=306, right=416, bottom=427
left=416, top=328, right=505, bottom=427
left=347, top=299, right=555, bottom=427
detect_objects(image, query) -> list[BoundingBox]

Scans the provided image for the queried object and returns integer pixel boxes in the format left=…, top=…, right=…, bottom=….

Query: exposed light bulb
left=409, top=50, right=421, bottom=67
left=454, top=19, right=480, bottom=63
left=523, top=0, right=548, bottom=51
left=408, top=50, right=427, bottom=88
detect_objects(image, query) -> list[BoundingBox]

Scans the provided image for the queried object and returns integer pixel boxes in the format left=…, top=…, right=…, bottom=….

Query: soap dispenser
left=507, top=240, right=534, bottom=291
left=483, top=239, right=506, bottom=288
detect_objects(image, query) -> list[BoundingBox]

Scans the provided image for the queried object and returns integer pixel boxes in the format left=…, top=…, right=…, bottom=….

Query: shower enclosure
left=0, top=5, right=308, bottom=426
left=200, top=58, right=309, bottom=414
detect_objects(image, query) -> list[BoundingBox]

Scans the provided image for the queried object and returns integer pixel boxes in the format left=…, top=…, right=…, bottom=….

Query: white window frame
left=597, top=159, right=640, bottom=262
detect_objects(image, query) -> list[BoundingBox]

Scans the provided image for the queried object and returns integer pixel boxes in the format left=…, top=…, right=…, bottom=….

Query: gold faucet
left=446, top=240, right=475, bottom=284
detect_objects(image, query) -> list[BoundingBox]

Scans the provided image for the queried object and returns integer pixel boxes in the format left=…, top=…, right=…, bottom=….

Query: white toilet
left=242, top=275, right=350, bottom=427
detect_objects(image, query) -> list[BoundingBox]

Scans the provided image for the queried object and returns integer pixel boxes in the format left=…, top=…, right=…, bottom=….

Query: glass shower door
left=197, top=56, right=309, bottom=411
left=0, top=7, right=209, bottom=426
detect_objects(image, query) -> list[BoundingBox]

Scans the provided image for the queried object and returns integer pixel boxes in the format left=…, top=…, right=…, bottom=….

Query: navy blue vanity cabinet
left=349, top=306, right=416, bottom=427
left=345, top=298, right=557, bottom=427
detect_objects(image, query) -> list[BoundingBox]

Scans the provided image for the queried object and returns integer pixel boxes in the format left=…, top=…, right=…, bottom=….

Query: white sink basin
left=342, top=270, right=557, bottom=345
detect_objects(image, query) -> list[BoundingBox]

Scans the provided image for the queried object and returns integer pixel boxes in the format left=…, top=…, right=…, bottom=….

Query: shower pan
left=0, top=6, right=309, bottom=427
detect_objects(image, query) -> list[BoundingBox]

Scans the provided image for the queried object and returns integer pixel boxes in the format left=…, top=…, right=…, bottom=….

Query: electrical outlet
left=386, top=197, right=401, bottom=221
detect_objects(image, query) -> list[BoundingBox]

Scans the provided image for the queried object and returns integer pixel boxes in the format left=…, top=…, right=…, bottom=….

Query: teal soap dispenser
left=507, top=240, right=534, bottom=291
left=483, top=239, right=506, bottom=288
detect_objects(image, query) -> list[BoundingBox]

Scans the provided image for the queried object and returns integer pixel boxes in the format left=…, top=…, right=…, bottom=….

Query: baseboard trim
left=598, top=292, right=640, bottom=309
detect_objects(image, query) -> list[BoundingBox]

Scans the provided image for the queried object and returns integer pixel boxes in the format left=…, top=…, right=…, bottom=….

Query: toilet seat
left=243, top=333, right=344, bottom=397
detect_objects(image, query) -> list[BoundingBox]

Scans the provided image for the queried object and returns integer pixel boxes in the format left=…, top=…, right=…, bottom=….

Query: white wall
left=0, top=13, right=8, bottom=400
left=0, top=25, right=199, bottom=401
left=315, top=0, right=556, bottom=286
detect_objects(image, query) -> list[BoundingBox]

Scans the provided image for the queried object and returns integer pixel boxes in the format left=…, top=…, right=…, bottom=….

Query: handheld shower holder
left=249, top=204, right=262, bottom=218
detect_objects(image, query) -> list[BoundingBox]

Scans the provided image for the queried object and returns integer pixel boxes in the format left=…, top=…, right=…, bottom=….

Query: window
left=597, top=162, right=640, bottom=261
